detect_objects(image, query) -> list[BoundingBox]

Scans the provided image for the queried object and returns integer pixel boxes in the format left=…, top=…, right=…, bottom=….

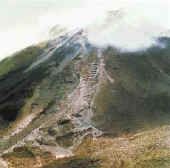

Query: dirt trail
left=99, top=55, right=114, bottom=84
left=66, top=59, right=102, bottom=137
left=30, top=58, right=103, bottom=156
left=1, top=49, right=105, bottom=159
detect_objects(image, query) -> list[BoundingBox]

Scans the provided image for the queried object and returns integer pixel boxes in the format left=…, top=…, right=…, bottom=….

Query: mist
left=0, top=0, right=170, bottom=59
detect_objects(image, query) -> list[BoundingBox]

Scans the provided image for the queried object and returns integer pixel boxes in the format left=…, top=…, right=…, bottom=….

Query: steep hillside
left=93, top=39, right=170, bottom=135
left=1, top=33, right=170, bottom=168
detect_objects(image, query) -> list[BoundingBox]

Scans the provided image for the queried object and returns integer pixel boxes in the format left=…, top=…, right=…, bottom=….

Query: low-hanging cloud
left=34, top=0, right=170, bottom=52
left=85, top=0, right=170, bottom=51
left=0, top=0, right=170, bottom=59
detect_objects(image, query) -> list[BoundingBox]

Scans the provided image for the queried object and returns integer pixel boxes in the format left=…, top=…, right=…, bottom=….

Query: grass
left=73, top=125, right=170, bottom=168
left=43, top=156, right=100, bottom=168
left=0, top=39, right=80, bottom=152
left=4, top=126, right=170, bottom=168
left=92, top=44, right=170, bottom=136
left=3, top=146, right=35, bottom=158
left=133, top=150, right=170, bottom=168
left=3, top=146, right=56, bottom=168
left=0, top=57, right=79, bottom=150
left=0, top=46, right=43, bottom=77
left=2, top=38, right=170, bottom=168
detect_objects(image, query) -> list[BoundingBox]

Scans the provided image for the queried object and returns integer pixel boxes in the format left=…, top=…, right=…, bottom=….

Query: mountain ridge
left=1, top=30, right=170, bottom=168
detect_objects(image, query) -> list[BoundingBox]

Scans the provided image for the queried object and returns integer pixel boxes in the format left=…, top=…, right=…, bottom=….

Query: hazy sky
left=0, top=0, right=83, bottom=59
left=0, top=0, right=170, bottom=59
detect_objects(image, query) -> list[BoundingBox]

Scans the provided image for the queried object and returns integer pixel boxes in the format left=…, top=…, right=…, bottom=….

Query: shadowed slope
left=93, top=38, right=170, bottom=136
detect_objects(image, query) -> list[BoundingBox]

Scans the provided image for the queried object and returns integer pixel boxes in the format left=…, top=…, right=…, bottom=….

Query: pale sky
left=0, top=0, right=170, bottom=59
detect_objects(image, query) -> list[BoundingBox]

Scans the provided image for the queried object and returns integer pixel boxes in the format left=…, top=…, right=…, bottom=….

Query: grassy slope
left=0, top=40, right=81, bottom=155
left=0, top=46, right=43, bottom=77
left=78, top=40, right=170, bottom=167
left=5, top=126, right=170, bottom=168
left=0, top=39, right=80, bottom=133
left=93, top=42, right=170, bottom=136
left=0, top=46, right=45, bottom=129
left=2, top=38, right=170, bottom=168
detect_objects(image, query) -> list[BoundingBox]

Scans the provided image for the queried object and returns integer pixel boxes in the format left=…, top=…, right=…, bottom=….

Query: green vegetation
left=72, top=128, right=170, bottom=168
left=3, top=146, right=35, bottom=158
left=133, top=149, right=170, bottom=168
left=43, top=157, right=100, bottom=168
left=3, top=146, right=56, bottom=168
left=93, top=43, right=170, bottom=136
left=0, top=46, right=43, bottom=77
left=2, top=36, right=170, bottom=168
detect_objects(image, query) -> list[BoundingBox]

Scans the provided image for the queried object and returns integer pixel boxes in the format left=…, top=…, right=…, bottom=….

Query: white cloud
left=0, top=0, right=170, bottom=59
left=86, top=0, right=170, bottom=51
